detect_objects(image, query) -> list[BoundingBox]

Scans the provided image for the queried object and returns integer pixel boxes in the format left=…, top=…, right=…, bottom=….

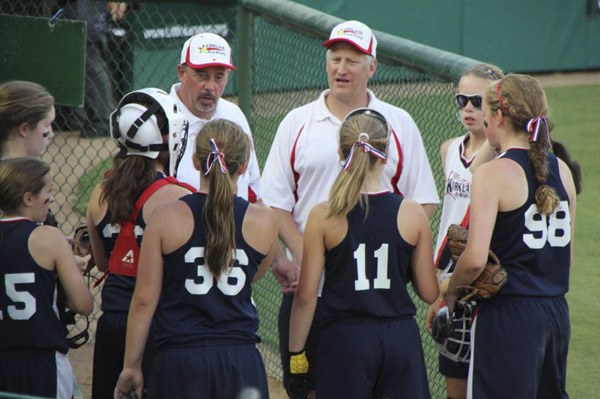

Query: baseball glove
left=446, top=224, right=508, bottom=300
left=72, top=224, right=95, bottom=272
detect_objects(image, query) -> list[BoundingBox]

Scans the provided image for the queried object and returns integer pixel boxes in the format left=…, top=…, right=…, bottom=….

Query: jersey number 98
left=523, top=201, right=570, bottom=249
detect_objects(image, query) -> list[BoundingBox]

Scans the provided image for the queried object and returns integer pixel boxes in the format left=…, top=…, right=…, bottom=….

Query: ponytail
left=195, top=120, right=248, bottom=278
left=526, top=116, right=560, bottom=215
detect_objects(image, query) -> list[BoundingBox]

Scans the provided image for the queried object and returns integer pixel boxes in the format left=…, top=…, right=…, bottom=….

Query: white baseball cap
left=180, top=32, right=236, bottom=70
left=323, top=20, right=377, bottom=58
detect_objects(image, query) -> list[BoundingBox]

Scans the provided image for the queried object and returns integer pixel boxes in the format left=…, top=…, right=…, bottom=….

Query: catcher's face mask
left=435, top=301, right=475, bottom=364
left=110, top=88, right=189, bottom=177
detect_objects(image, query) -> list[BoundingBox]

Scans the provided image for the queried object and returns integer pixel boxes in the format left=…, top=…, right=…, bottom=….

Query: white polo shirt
left=261, top=89, right=439, bottom=233
left=170, top=83, right=262, bottom=201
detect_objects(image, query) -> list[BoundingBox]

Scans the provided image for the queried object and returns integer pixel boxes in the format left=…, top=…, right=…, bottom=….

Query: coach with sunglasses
left=260, top=20, right=439, bottom=397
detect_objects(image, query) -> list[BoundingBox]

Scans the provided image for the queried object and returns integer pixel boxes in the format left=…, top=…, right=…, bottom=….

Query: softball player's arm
left=30, top=226, right=93, bottom=316
left=425, top=137, right=458, bottom=331
left=557, top=157, right=577, bottom=258
left=243, top=203, right=279, bottom=283
left=86, top=182, right=109, bottom=272
left=262, top=114, right=304, bottom=289
left=116, top=208, right=167, bottom=398
left=288, top=204, right=327, bottom=353
left=446, top=162, right=502, bottom=311
left=398, top=199, right=439, bottom=304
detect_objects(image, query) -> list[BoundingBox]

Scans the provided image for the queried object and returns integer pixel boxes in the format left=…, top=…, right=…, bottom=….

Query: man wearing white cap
left=171, top=32, right=261, bottom=202
left=260, top=20, right=439, bottom=396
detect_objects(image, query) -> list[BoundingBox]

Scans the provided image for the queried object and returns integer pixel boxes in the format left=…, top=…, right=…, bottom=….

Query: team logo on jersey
left=121, top=249, right=135, bottom=267
left=446, top=171, right=470, bottom=199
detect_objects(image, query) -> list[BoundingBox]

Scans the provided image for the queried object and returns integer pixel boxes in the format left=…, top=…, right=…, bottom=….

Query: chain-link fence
left=2, top=0, right=483, bottom=396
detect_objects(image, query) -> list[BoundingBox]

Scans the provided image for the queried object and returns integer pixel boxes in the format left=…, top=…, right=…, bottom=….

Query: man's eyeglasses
left=455, top=94, right=483, bottom=109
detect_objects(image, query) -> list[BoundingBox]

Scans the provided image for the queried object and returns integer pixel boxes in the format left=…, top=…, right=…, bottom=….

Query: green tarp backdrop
left=0, top=13, right=85, bottom=106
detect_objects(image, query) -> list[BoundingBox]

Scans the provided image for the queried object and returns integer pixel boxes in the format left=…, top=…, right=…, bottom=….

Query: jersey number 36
left=184, top=247, right=248, bottom=296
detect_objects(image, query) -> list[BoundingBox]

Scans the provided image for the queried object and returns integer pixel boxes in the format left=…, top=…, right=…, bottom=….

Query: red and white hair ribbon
left=342, top=133, right=387, bottom=171
left=205, top=138, right=228, bottom=175
left=526, top=116, right=551, bottom=146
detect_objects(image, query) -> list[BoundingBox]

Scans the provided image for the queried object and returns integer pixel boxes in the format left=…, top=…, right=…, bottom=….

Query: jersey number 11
left=354, top=244, right=391, bottom=291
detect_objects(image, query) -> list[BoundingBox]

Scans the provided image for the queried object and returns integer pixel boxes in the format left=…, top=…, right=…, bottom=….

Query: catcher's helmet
left=110, top=88, right=188, bottom=176
left=433, top=301, right=475, bottom=364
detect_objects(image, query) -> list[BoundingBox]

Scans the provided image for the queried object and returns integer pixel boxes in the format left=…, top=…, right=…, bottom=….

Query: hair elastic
left=205, top=138, right=228, bottom=175
left=358, top=132, right=370, bottom=142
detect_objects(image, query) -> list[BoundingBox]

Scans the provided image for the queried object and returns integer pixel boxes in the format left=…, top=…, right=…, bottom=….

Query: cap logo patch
left=339, top=28, right=364, bottom=40
left=198, top=44, right=226, bottom=56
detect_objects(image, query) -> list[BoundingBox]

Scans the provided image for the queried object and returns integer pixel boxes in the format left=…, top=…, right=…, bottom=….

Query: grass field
left=544, top=84, right=600, bottom=397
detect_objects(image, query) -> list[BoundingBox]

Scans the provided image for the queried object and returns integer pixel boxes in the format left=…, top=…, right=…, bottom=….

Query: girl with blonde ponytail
left=289, top=109, right=439, bottom=397
left=115, top=119, right=278, bottom=398
left=446, top=74, right=579, bottom=397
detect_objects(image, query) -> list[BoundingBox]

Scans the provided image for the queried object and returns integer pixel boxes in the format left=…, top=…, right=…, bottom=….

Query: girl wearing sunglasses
left=426, top=63, right=505, bottom=399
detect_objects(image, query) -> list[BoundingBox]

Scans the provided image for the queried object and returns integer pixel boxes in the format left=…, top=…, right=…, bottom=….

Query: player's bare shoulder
left=243, top=202, right=277, bottom=254
left=397, top=198, right=428, bottom=246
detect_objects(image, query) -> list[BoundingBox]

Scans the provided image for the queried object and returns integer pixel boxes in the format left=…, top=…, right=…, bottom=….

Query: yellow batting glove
left=289, top=350, right=309, bottom=374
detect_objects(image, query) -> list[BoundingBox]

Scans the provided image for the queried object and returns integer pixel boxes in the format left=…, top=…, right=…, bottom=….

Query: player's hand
left=425, top=297, right=443, bottom=334
left=272, top=253, right=300, bottom=294
left=114, top=368, right=143, bottom=399
left=287, top=351, right=311, bottom=399
left=74, top=254, right=92, bottom=274
left=430, top=305, right=454, bottom=344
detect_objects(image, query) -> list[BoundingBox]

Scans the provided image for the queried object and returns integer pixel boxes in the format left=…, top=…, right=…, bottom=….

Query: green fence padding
left=0, top=13, right=85, bottom=106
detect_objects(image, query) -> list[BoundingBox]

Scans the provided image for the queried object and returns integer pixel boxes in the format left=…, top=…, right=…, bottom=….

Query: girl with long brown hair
left=115, top=119, right=278, bottom=398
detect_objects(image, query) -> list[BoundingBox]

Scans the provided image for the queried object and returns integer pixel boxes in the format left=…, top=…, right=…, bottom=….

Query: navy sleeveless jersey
left=0, top=219, right=68, bottom=353
left=319, top=192, right=417, bottom=325
left=95, top=174, right=165, bottom=313
left=492, top=149, right=571, bottom=296
left=152, top=193, right=266, bottom=348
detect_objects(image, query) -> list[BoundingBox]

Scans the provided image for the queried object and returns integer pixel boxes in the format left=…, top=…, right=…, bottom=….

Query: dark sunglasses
left=455, top=94, right=482, bottom=109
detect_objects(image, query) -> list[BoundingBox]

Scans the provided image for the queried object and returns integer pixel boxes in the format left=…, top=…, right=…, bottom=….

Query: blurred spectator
left=56, top=1, right=127, bottom=138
